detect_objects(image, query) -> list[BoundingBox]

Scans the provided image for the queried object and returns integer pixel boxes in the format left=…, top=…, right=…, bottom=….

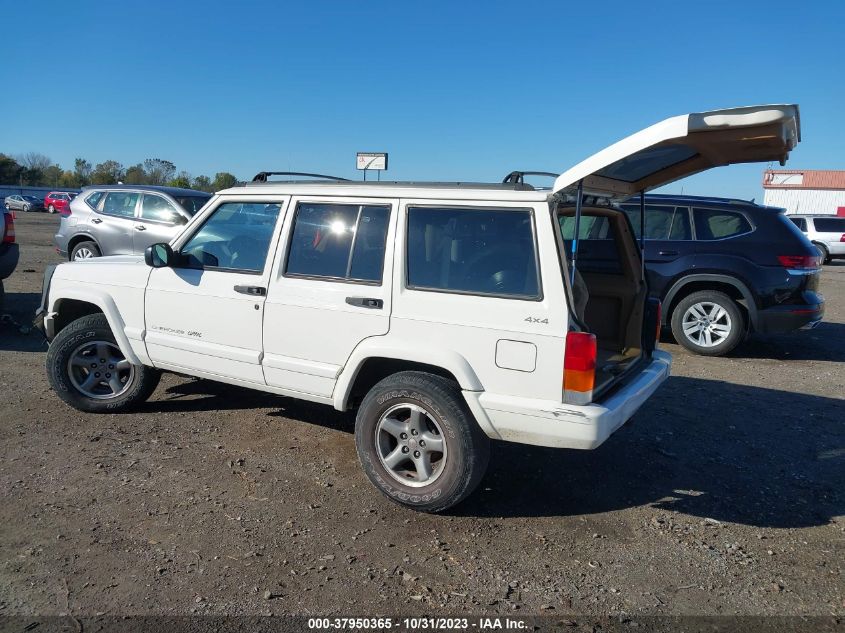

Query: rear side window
left=285, top=203, right=391, bottom=283
left=621, top=204, right=692, bottom=240
left=789, top=217, right=807, bottom=231
left=407, top=207, right=539, bottom=299
left=86, top=191, right=104, bottom=209
left=101, top=192, right=139, bottom=218
left=813, top=218, right=845, bottom=232
left=693, top=208, right=752, bottom=240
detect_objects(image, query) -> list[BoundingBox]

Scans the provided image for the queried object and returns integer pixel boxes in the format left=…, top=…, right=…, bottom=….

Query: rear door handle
left=234, top=285, right=266, bottom=296
left=91, top=218, right=102, bottom=224
left=345, top=296, right=383, bottom=309
left=658, top=250, right=679, bottom=256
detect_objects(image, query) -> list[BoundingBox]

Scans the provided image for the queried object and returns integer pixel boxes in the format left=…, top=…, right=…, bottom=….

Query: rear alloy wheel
left=46, top=313, right=160, bottom=413
left=814, top=243, right=830, bottom=265
left=355, top=371, right=490, bottom=513
left=48, top=204, right=56, bottom=214
left=23, top=204, right=30, bottom=212
left=671, top=290, right=744, bottom=357
left=71, top=241, right=100, bottom=260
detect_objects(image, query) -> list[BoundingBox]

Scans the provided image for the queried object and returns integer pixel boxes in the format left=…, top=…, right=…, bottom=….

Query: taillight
left=3, top=212, right=14, bottom=244
left=563, top=331, right=596, bottom=405
left=840, top=234, right=845, bottom=243
left=778, top=255, right=820, bottom=269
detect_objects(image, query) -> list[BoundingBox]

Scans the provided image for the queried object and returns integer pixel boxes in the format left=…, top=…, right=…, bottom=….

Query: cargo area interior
left=558, top=206, right=646, bottom=394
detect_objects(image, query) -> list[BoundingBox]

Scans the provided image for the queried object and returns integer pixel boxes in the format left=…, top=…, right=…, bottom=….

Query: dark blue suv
left=616, top=195, right=824, bottom=356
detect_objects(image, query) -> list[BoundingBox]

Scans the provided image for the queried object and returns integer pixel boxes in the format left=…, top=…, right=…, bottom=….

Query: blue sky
left=2, top=0, right=842, bottom=200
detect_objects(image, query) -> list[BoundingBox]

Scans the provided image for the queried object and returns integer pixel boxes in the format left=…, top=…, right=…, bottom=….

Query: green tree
left=59, top=170, right=78, bottom=188
left=143, top=158, right=176, bottom=185
left=192, top=175, right=212, bottom=192
left=168, top=171, right=192, bottom=189
left=73, top=158, right=92, bottom=186
left=43, top=164, right=63, bottom=187
left=17, top=152, right=52, bottom=184
left=91, top=160, right=125, bottom=184
left=0, top=154, right=23, bottom=184
left=124, top=163, right=147, bottom=184
left=211, top=172, right=238, bottom=191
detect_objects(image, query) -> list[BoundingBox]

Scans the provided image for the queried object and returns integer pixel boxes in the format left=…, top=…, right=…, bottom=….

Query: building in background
left=762, top=169, right=845, bottom=216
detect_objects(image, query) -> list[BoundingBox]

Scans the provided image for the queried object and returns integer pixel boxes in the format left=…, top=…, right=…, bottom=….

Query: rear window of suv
left=407, top=206, right=540, bottom=299
left=813, top=218, right=845, bottom=232
left=693, top=208, right=752, bottom=240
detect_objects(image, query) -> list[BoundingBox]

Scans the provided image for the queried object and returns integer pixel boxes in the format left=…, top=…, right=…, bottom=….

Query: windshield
left=175, top=195, right=211, bottom=216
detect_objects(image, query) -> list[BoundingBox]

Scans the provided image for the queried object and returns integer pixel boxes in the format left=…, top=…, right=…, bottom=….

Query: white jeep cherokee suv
left=35, top=105, right=800, bottom=511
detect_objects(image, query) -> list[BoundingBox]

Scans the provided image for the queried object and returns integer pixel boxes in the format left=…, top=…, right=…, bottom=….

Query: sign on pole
left=356, top=152, right=388, bottom=180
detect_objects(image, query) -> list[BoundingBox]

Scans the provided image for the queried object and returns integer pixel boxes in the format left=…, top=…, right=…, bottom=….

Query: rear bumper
left=756, top=298, right=824, bottom=334
left=0, top=243, right=20, bottom=279
left=467, top=350, right=672, bottom=450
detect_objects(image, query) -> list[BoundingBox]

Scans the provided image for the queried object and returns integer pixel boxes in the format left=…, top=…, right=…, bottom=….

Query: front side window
left=141, top=194, right=182, bottom=224
left=285, top=203, right=391, bottom=283
left=181, top=201, right=282, bottom=272
left=407, top=206, right=539, bottom=298
left=621, top=205, right=691, bottom=240
left=101, top=192, right=139, bottom=218
left=693, top=208, right=752, bottom=240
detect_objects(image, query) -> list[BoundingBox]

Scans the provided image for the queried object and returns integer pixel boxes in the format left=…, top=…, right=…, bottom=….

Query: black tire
left=46, top=313, right=161, bottom=413
left=70, top=240, right=101, bottom=260
left=0, top=280, right=5, bottom=314
left=813, top=243, right=830, bottom=265
left=670, top=290, right=745, bottom=357
left=355, top=371, right=490, bottom=513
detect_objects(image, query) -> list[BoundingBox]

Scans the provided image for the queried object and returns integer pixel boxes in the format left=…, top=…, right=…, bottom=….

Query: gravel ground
left=0, top=212, right=842, bottom=619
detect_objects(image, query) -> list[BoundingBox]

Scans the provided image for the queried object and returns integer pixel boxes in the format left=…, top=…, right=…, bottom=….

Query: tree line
left=0, top=152, right=238, bottom=193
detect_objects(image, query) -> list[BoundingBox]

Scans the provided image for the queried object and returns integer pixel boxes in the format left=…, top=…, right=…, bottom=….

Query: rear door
left=134, top=193, right=189, bottom=254
left=553, top=104, right=801, bottom=200
left=261, top=197, right=396, bottom=398
left=93, top=191, right=138, bottom=254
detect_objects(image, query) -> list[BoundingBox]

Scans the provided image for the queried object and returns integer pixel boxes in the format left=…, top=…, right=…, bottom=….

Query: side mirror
left=145, top=243, right=173, bottom=268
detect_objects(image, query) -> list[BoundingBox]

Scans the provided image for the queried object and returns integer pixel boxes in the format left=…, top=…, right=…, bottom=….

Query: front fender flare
left=50, top=289, right=141, bottom=365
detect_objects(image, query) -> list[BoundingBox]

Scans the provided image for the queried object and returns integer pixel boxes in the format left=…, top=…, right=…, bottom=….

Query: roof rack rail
left=251, top=171, right=351, bottom=183
left=502, top=171, right=558, bottom=185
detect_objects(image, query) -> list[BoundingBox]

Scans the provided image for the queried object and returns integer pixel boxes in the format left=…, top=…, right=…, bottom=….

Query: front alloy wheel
left=67, top=340, right=134, bottom=399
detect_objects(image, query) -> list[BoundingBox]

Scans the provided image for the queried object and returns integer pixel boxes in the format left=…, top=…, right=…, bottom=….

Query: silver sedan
left=4, top=194, right=45, bottom=212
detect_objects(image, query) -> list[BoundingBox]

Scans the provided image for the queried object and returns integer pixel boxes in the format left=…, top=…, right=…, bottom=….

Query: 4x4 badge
left=525, top=317, right=549, bottom=324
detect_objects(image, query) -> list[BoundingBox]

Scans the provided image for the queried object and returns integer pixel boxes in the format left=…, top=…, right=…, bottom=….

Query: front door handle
left=658, top=250, right=679, bottom=256
left=346, top=296, right=383, bottom=309
left=91, top=218, right=102, bottom=224
left=135, top=224, right=147, bottom=231
left=234, top=285, right=266, bottom=296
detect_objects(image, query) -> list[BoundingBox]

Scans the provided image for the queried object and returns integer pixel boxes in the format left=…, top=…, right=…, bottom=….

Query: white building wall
left=763, top=188, right=845, bottom=215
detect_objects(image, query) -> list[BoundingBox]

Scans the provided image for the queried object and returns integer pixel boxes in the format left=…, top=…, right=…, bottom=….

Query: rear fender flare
left=663, top=274, right=758, bottom=330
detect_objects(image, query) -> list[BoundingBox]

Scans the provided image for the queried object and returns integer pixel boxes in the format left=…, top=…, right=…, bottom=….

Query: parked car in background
left=4, top=194, right=45, bottom=213
left=608, top=195, right=823, bottom=356
left=54, top=185, right=212, bottom=260
left=44, top=192, right=77, bottom=215
left=787, top=215, right=845, bottom=264
left=0, top=207, right=18, bottom=312
left=36, top=104, right=800, bottom=511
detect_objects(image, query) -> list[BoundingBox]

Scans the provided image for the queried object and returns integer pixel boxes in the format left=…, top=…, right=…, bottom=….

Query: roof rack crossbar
left=503, top=171, right=558, bottom=185
left=251, top=171, right=350, bottom=183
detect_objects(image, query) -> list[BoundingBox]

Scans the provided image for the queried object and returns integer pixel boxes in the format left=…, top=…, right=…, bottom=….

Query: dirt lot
left=0, top=212, right=842, bottom=620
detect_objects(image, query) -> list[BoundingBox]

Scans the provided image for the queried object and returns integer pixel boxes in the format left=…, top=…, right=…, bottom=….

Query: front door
left=262, top=197, right=396, bottom=397
left=144, top=198, right=288, bottom=383
left=133, top=193, right=189, bottom=254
